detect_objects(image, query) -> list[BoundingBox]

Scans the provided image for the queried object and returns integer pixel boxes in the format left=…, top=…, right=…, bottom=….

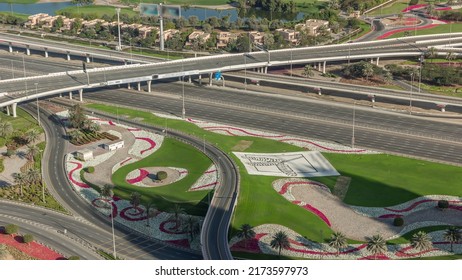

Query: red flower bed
left=230, top=233, right=266, bottom=253
left=136, top=137, right=157, bottom=155
left=378, top=24, right=438, bottom=39
left=0, top=231, right=64, bottom=260
left=68, top=161, right=90, bottom=189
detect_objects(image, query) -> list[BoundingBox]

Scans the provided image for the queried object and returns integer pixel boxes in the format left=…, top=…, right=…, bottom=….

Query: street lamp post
left=34, top=83, right=40, bottom=126
left=22, top=55, right=26, bottom=78
left=244, top=54, right=247, bottom=90
left=203, top=134, right=206, bottom=154
left=116, top=8, right=122, bottom=51
left=109, top=201, right=117, bottom=259
left=11, top=60, right=14, bottom=79
left=409, top=72, right=414, bottom=115
left=351, top=102, right=356, bottom=148
left=290, top=48, right=293, bottom=77
left=181, top=58, right=185, bottom=119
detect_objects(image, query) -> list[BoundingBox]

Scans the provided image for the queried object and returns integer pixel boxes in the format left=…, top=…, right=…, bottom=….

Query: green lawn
left=85, top=103, right=462, bottom=245
left=110, top=138, right=212, bottom=216
left=367, top=1, right=409, bottom=16
left=121, top=0, right=229, bottom=5
left=56, top=5, right=137, bottom=19
left=389, top=23, right=462, bottom=38
left=0, top=12, right=30, bottom=20
left=387, top=225, right=462, bottom=245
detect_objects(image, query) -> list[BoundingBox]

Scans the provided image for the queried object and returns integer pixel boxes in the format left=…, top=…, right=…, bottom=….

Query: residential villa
left=249, top=31, right=264, bottom=45
left=186, top=30, right=211, bottom=46
left=216, top=31, right=239, bottom=48
left=295, top=19, right=330, bottom=36
left=276, top=28, right=299, bottom=44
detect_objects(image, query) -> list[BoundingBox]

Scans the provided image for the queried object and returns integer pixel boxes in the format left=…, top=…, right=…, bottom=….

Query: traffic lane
left=85, top=90, right=462, bottom=165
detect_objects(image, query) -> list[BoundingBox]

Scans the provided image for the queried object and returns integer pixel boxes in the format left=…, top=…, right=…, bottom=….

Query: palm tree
left=362, top=62, right=374, bottom=81
left=446, top=51, right=456, bottom=66
left=169, top=204, right=186, bottom=230
left=0, top=120, right=13, bottom=138
left=303, top=65, right=314, bottom=78
left=329, top=231, right=348, bottom=256
left=100, top=184, right=114, bottom=203
left=12, top=172, right=27, bottom=197
left=411, top=231, right=433, bottom=252
left=366, top=234, right=388, bottom=259
left=145, top=200, right=157, bottom=227
left=444, top=227, right=461, bottom=252
left=184, top=215, right=200, bottom=241
left=25, top=145, right=40, bottom=161
left=129, top=192, right=141, bottom=210
left=426, top=47, right=437, bottom=63
left=24, top=129, right=40, bottom=144
left=237, top=224, right=256, bottom=249
left=270, top=231, right=291, bottom=258
left=68, top=129, right=81, bottom=141
left=25, top=168, right=41, bottom=185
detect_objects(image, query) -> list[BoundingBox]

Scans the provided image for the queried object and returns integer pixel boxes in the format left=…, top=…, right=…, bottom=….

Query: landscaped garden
left=84, top=102, right=461, bottom=259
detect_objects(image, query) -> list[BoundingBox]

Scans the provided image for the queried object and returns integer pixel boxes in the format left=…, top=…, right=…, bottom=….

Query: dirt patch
left=136, top=167, right=181, bottom=187
left=232, top=140, right=253, bottom=152
left=333, top=176, right=351, bottom=201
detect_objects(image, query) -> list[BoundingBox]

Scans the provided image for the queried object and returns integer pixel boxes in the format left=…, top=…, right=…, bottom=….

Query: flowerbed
left=229, top=224, right=461, bottom=259
left=189, top=164, right=218, bottom=191
left=378, top=24, right=439, bottom=39
left=128, top=130, right=164, bottom=158
left=0, top=232, right=64, bottom=260
left=153, top=113, right=377, bottom=154
left=125, top=167, right=188, bottom=187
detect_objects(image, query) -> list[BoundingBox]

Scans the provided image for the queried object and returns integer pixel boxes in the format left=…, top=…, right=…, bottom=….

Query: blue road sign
left=214, top=71, right=222, bottom=81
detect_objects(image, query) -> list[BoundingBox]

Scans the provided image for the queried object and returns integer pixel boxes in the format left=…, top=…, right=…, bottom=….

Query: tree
left=24, top=129, right=40, bottom=144
left=71, top=0, right=94, bottom=5
left=100, top=184, right=114, bottom=201
left=188, top=16, right=199, bottom=28
left=446, top=51, right=456, bottom=66
left=235, top=35, right=251, bottom=52
left=145, top=200, right=157, bottom=227
left=0, top=244, right=12, bottom=260
left=362, top=62, right=374, bottom=80
left=426, top=47, right=437, bottom=63
left=25, top=168, right=41, bottom=186
left=183, top=215, right=200, bottom=241
left=237, top=224, right=256, bottom=249
left=411, top=231, right=433, bottom=252
left=22, top=234, right=34, bottom=245
left=0, top=120, right=13, bottom=138
left=129, top=192, right=141, bottom=210
left=68, top=256, right=80, bottom=260
left=68, top=104, right=87, bottom=129
left=13, top=172, right=27, bottom=196
left=328, top=231, right=348, bottom=256
left=4, top=224, right=18, bottom=235
left=26, top=144, right=40, bottom=161
left=169, top=204, right=186, bottom=229
left=303, top=65, right=314, bottom=77
left=444, top=227, right=461, bottom=252
left=270, top=231, right=290, bottom=257
left=366, top=234, right=388, bottom=259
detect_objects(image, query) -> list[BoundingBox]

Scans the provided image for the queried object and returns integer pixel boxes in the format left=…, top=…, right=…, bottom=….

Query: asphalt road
left=84, top=84, right=462, bottom=165
left=23, top=103, right=202, bottom=260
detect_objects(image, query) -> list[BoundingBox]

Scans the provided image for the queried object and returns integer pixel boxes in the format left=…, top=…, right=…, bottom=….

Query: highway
left=2, top=33, right=462, bottom=108
left=22, top=102, right=203, bottom=260
left=84, top=84, right=462, bottom=165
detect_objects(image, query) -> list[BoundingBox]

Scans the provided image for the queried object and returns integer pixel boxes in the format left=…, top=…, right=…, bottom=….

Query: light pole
left=244, top=54, right=247, bottom=90
left=203, top=134, right=206, bottom=153
left=22, top=55, right=26, bottom=78
left=109, top=201, right=117, bottom=259
left=11, top=60, right=14, bottom=79
left=351, top=102, right=356, bottom=148
left=181, top=57, right=185, bottom=119
left=34, top=83, right=40, bottom=126
left=290, top=48, right=293, bottom=77
left=409, top=72, right=414, bottom=115
left=116, top=8, right=122, bottom=51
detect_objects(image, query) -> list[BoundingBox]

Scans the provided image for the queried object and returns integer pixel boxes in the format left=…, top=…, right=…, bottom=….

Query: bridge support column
left=323, top=61, right=326, bottom=74
left=437, top=104, right=446, bottom=112
left=6, top=106, right=10, bottom=116
left=86, top=54, right=90, bottom=63
left=188, top=76, right=192, bottom=83
left=318, top=62, right=321, bottom=72
left=44, top=48, right=48, bottom=58
left=264, top=67, right=268, bottom=74
left=59, top=93, right=62, bottom=98
left=209, top=73, right=213, bottom=86
left=78, top=89, right=83, bottom=102
left=127, top=83, right=131, bottom=89
left=370, top=58, right=373, bottom=63
left=11, top=103, right=17, bottom=118
left=137, top=82, right=141, bottom=91
left=26, top=46, right=30, bottom=56
left=66, top=51, right=71, bottom=61
left=69, top=91, right=73, bottom=100
left=147, top=80, right=152, bottom=92
left=199, top=74, right=202, bottom=85
left=369, top=94, right=375, bottom=103
left=8, top=42, right=12, bottom=53
left=376, top=57, right=380, bottom=66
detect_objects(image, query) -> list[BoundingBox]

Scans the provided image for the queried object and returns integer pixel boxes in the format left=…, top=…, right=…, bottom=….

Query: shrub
left=393, top=217, right=404, bottom=227
left=157, top=171, right=168, bottom=180
left=437, top=200, right=449, bottom=210
left=5, top=149, right=15, bottom=157
left=68, top=256, right=80, bottom=260
left=4, top=224, right=18, bottom=235
left=22, top=234, right=34, bottom=244
left=86, top=166, right=95, bottom=173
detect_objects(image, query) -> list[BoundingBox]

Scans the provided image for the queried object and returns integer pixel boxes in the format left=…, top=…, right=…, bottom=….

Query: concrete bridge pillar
left=59, top=93, right=62, bottom=98
left=198, top=74, right=202, bottom=85
left=188, top=76, right=192, bottom=83
left=264, top=67, right=268, bottom=74
left=6, top=105, right=10, bottom=116
left=370, top=58, right=373, bottom=64
left=147, top=80, right=152, bottom=92
left=86, top=54, right=90, bottom=63
left=78, top=89, right=83, bottom=102
left=69, top=91, right=73, bottom=100
left=323, top=61, right=326, bottom=74
left=369, top=94, right=375, bottom=103
left=137, top=82, right=141, bottom=91
left=26, top=45, right=30, bottom=56
left=127, top=83, right=131, bottom=90
left=44, top=48, right=48, bottom=58
left=209, top=73, right=213, bottom=86
left=11, top=103, right=17, bottom=118
left=318, top=62, right=321, bottom=72
left=124, top=60, right=128, bottom=65
left=8, top=42, right=12, bottom=53
left=376, top=57, right=380, bottom=66
left=66, top=51, right=71, bottom=61
left=437, top=104, right=446, bottom=112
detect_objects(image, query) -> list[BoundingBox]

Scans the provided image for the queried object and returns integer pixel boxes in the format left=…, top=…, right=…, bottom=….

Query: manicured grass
left=387, top=225, right=462, bottom=245
left=389, top=23, right=462, bottom=38
left=56, top=5, right=137, bottom=19
left=111, top=138, right=212, bottom=216
left=121, top=0, right=229, bottom=4
left=0, top=108, right=41, bottom=135
left=0, top=12, right=29, bottom=20
left=0, top=0, right=38, bottom=3
left=367, top=1, right=409, bottom=16
left=85, top=103, right=462, bottom=245
left=323, top=153, right=462, bottom=207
